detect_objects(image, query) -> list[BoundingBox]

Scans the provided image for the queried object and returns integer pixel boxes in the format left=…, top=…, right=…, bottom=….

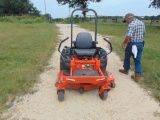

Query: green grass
left=0, top=15, right=48, bottom=24
left=78, top=22, right=160, bottom=101
left=0, top=22, right=59, bottom=113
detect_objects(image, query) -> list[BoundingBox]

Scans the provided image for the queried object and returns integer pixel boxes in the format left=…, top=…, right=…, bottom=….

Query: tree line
left=57, top=0, right=160, bottom=9
left=0, top=0, right=159, bottom=18
left=0, top=0, right=40, bottom=16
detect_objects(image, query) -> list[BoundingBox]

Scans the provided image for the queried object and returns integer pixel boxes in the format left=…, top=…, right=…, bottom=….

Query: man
left=119, top=13, right=146, bottom=82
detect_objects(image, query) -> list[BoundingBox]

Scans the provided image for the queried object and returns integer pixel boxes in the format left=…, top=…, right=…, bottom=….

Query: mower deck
left=73, top=70, right=99, bottom=76
left=55, top=57, right=115, bottom=101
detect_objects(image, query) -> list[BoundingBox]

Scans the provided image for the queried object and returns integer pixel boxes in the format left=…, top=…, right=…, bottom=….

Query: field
left=78, top=22, right=160, bottom=101
left=0, top=22, right=59, bottom=113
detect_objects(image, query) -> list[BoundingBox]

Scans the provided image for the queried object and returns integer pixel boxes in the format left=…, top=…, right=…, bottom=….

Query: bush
left=0, top=15, right=49, bottom=24
left=61, top=16, right=83, bottom=24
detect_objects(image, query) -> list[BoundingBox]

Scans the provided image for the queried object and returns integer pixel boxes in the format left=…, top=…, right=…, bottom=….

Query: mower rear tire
left=58, top=90, right=64, bottom=101
left=60, top=62, right=65, bottom=70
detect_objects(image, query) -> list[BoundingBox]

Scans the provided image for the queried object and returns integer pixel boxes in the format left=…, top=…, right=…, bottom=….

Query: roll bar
left=70, top=8, right=98, bottom=48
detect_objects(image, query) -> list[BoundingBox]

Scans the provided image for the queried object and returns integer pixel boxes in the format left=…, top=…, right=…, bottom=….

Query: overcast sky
left=30, top=0, right=160, bottom=18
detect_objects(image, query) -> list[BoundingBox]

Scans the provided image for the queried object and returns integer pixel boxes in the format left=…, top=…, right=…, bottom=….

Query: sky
left=30, top=0, right=160, bottom=18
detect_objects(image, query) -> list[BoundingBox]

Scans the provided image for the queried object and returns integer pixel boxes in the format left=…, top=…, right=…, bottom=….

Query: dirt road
left=3, top=24, right=160, bottom=120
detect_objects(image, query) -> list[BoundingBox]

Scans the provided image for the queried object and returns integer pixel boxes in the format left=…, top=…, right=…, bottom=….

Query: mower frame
left=55, top=8, right=115, bottom=101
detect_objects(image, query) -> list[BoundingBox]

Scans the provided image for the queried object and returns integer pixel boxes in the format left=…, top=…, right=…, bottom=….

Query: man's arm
left=122, top=36, right=131, bottom=48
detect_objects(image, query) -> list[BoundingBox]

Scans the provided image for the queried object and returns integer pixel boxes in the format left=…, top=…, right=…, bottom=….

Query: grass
left=78, top=22, right=160, bottom=102
left=0, top=22, right=59, bottom=113
left=0, top=15, right=48, bottom=24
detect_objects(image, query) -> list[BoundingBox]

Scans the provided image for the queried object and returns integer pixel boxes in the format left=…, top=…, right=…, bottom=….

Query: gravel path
left=3, top=24, right=160, bottom=120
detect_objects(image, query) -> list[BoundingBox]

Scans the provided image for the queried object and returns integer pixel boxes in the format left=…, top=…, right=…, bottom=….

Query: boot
left=131, top=72, right=141, bottom=82
left=119, top=69, right=129, bottom=75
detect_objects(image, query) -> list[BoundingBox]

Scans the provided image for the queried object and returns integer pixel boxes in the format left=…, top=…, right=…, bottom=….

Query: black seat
left=75, top=32, right=96, bottom=56
left=76, top=32, right=93, bottom=49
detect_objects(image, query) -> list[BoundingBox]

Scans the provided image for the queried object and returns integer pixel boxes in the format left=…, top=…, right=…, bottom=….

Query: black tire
left=111, top=82, right=116, bottom=88
left=58, top=90, right=64, bottom=101
left=60, top=56, right=66, bottom=70
left=99, top=90, right=108, bottom=100
left=79, top=88, right=84, bottom=94
left=60, top=62, right=65, bottom=70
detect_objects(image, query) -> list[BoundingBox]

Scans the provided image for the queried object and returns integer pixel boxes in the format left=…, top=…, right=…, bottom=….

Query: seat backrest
left=75, top=32, right=93, bottom=49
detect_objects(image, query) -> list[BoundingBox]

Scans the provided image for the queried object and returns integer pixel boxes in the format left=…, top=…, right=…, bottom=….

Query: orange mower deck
left=55, top=56, right=115, bottom=101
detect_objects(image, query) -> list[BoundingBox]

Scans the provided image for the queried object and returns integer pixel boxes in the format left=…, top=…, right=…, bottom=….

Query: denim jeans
left=123, top=42, right=144, bottom=75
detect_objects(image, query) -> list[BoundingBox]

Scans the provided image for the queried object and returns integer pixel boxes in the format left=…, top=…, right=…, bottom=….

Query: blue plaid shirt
left=126, top=19, right=146, bottom=42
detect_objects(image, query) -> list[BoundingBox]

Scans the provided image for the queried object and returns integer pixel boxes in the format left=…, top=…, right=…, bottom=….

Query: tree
left=43, top=13, right=52, bottom=21
left=0, top=0, right=40, bottom=16
left=57, top=0, right=102, bottom=18
left=149, top=0, right=160, bottom=9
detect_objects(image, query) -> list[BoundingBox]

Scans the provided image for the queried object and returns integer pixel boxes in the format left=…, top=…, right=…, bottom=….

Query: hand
left=122, top=43, right=126, bottom=49
left=122, top=36, right=131, bottom=49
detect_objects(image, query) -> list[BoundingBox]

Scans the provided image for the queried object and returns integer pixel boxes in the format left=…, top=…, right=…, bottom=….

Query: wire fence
left=77, top=15, right=160, bottom=26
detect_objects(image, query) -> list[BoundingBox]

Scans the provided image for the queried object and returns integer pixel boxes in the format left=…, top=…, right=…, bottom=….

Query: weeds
left=0, top=15, right=48, bottom=24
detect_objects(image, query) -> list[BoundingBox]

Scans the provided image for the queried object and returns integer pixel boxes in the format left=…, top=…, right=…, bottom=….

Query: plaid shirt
left=126, top=19, right=146, bottom=42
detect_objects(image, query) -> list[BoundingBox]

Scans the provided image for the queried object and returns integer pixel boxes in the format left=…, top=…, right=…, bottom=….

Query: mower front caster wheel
left=79, top=88, right=84, bottom=94
left=58, top=90, right=64, bottom=101
left=111, top=82, right=116, bottom=88
left=99, top=90, right=108, bottom=100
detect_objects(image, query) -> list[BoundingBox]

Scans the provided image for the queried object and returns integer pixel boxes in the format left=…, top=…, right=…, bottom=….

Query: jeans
left=123, top=42, right=144, bottom=75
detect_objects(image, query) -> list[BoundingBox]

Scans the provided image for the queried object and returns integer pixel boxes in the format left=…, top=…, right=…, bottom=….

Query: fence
left=77, top=15, right=160, bottom=26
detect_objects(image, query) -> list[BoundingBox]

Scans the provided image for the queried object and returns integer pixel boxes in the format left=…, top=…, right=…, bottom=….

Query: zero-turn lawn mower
left=55, top=8, right=115, bottom=101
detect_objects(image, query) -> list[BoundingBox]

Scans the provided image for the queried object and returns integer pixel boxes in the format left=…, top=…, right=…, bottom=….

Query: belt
left=128, top=42, right=143, bottom=44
